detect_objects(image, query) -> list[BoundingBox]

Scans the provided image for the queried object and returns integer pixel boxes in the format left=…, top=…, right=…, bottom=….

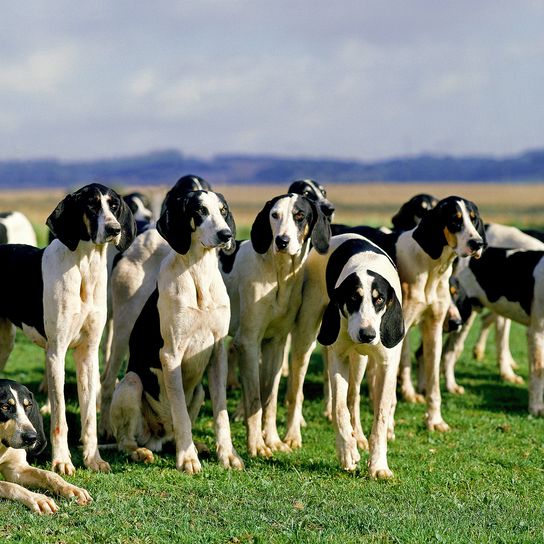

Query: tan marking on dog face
left=23, top=398, right=30, bottom=407
left=0, top=418, right=17, bottom=444
left=443, top=227, right=457, bottom=248
left=8, top=398, right=15, bottom=406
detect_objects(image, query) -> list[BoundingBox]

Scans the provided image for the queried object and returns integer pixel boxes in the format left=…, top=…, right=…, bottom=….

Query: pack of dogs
left=0, top=178, right=542, bottom=514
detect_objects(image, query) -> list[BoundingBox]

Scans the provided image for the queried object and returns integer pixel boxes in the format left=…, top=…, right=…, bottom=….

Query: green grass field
left=1, top=320, right=544, bottom=543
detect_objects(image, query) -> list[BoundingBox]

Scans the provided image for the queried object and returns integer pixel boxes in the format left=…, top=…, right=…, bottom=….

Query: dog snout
left=358, top=327, right=376, bottom=344
left=275, top=235, right=290, bottom=250
left=217, top=229, right=233, bottom=244
left=21, top=430, right=38, bottom=446
left=321, top=202, right=335, bottom=218
left=105, top=223, right=121, bottom=237
left=467, top=239, right=484, bottom=252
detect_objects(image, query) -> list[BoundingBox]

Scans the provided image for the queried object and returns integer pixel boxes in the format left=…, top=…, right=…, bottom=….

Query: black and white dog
left=221, top=193, right=330, bottom=457
left=0, top=379, right=91, bottom=513
left=286, top=234, right=404, bottom=476
left=456, top=247, right=544, bottom=415
left=0, top=211, right=37, bottom=246
left=123, top=192, right=154, bottom=235
left=110, top=190, right=243, bottom=473
left=99, top=175, right=212, bottom=438
left=0, top=183, right=136, bottom=475
left=288, top=179, right=335, bottom=220
left=390, top=193, right=438, bottom=232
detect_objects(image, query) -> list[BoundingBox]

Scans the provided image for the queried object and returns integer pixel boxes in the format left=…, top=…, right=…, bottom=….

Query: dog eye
left=199, top=207, right=209, bottom=216
left=271, top=212, right=279, bottom=220
left=294, top=212, right=305, bottom=222
left=220, top=206, right=228, bottom=216
left=109, top=202, right=118, bottom=211
left=1, top=403, right=10, bottom=411
left=321, top=189, right=327, bottom=197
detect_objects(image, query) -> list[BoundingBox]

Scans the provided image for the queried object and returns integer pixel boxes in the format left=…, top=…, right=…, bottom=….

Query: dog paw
left=217, top=447, right=245, bottom=470
left=338, top=441, right=360, bottom=471
left=369, top=466, right=394, bottom=480
left=427, top=419, right=451, bottom=432
left=249, top=440, right=273, bottom=458
left=52, top=460, right=76, bottom=476
left=24, top=492, right=59, bottom=515
left=61, top=484, right=93, bottom=505
left=501, top=373, right=524, bottom=385
left=447, top=384, right=465, bottom=395
left=85, top=458, right=111, bottom=473
left=529, top=404, right=544, bottom=417
left=353, top=431, right=369, bottom=451
left=131, top=447, right=154, bottom=463
left=283, top=431, right=302, bottom=450
left=472, top=346, right=485, bottom=361
left=265, top=438, right=291, bottom=453
left=401, top=389, right=425, bottom=404
left=176, top=444, right=201, bottom=474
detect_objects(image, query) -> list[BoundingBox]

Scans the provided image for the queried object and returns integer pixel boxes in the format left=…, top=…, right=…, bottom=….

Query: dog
left=288, top=179, right=335, bottom=220
left=122, top=192, right=154, bottom=235
left=284, top=234, right=404, bottom=476
left=0, top=211, right=37, bottom=246
left=221, top=193, right=330, bottom=457
left=99, top=175, right=212, bottom=438
left=390, top=193, right=438, bottom=231
left=110, top=190, right=243, bottom=473
left=0, top=379, right=91, bottom=513
left=456, top=246, right=544, bottom=415
left=0, top=183, right=136, bottom=475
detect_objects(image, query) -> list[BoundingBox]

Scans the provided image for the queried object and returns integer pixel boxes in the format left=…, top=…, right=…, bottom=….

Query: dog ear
left=217, top=192, right=237, bottom=256
left=308, top=199, right=331, bottom=254
left=391, top=200, right=415, bottom=231
left=250, top=199, right=275, bottom=254
left=46, top=193, right=88, bottom=251
left=157, top=194, right=193, bottom=255
left=26, top=390, right=47, bottom=456
left=380, top=290, right=405, bottom=348
left=114, top=195, right=137, bottom=252
left=470, top=203, right=487, bottom=250
left=317, top=302, right=341, bottom=346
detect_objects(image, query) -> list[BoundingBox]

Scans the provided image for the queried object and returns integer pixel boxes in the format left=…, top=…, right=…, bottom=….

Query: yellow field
left=1, top=183, right=544, bottom=233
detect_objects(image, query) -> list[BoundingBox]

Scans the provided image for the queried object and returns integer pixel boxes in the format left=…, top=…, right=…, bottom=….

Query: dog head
left=0, top=380, right=46, bottom=456
left=318, top=238, right=404, bottom=348
left=123, top=191, right=154, bottom=234
left=160, top=174, right=212, bottom=217
left=47, top=183, right=137, bottom=252
left=391, top=193, right=438, bottom=231
left=414, top=196, right=487, bottom=260
left=157, top=190, right=235, bottom=255
left=288, top=179, right=335, bottom=221
left=250, top=194, right=331, bottom=256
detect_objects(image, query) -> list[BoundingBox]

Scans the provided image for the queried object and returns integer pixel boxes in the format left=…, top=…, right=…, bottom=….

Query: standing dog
left=221, top=193, right=330, bottom=457
left=0, top=379, right=91, bottom=513
left=99, top=175, right=212, bottom=438
left=110, top=190, right=243, bottom=472
left=0, top=183, right=136, bottom=474
left=0, top=211, right=37, bottom=246
left=286, top=234, right=404, bottom=475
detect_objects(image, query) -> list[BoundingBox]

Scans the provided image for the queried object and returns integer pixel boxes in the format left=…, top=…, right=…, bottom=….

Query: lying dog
left=110, top=190, right=243, bottom=473
left=0, top=184, right=136, bottom=474
left=0, top=379, right=91, bottom=513
left=286, top=234, right=404, bottom=476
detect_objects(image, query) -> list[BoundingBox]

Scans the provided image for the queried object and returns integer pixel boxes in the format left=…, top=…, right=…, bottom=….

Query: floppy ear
left=26, top=391, right=47, bottom=456
left=156, top=196, right=193, bottom=255
left=380, top=290, right=405, bottom=348
left=115, top=196, right=137, bottom=252
left=250, top=199, right=274, bottom=254
left=472, top=205, right=487, bottom=250
left=309, top=200, right=331, bottom=254
left=391, top=201, right=414, bottom=231
left=317, top=302, right=341, bottom=346
left=46, top=193, right=88, bottom=251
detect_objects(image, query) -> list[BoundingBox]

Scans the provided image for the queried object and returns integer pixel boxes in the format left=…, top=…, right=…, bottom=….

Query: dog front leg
left=329, top=351, right=360, bottom=471
left=0, top=317, right=16, bottom=370
left=528, top=326, right=544, bottom=416
left=473, top=312, right=494, bottom=361
left=496, top=317, right=523, bottom=384
left=421, top=314, right=450, bottom=432
left=207, top=340, right=244, bottom=470
left=348, top=352, right=368, bottom=451
left=399, top=335, right=424, bottom=403
left=368, top=348, right=400, bottom=479
left=0, top=480, right=58, bottom=514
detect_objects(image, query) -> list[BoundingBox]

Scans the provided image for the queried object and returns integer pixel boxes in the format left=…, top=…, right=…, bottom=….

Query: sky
left=0, top=1, right=543, bottom=162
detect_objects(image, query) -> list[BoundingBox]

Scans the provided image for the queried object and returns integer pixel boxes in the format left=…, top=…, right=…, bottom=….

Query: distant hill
left=0, top=148, right=543, bottom=188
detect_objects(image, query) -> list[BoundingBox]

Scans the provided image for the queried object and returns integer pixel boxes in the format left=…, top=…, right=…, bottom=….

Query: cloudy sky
left=0, top=1, right=543, bottom=162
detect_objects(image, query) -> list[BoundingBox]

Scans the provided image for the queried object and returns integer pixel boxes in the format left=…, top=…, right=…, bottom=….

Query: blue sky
left=0, top=1, right=543, bottom=161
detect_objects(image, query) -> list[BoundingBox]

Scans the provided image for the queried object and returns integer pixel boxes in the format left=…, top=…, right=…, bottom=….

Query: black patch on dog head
left=368, top=271, right=404, bottom=348
left=160, top=175, right=212, bottom=216
left=123, top=192, right=152, bottom=214
left=112, top=190, right=137, bottom=252
left=330, top=224, right=399, bottom=262
left=288, top=179, right=335, bottom=219
left=468, top=247, right=543, bottom=317
left=391, top=193, right=438, bottom=231
left=215, top=191, right=237, bottom=255
left=302, top=196, right=331, bottom=254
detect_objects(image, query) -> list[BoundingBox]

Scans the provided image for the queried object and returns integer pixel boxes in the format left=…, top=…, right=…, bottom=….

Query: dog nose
left=217, top=229, right=233, bottom=244
left=358, top=327, right=376, bottom=343
left=105, top=223, right=121, bottom=237
left=444, top=318, right=463, bottom=333
left=468, top=239, right=484, bottom=252
left=21, top=431, right=38, bottom=446
left=321, top=202, right=335, bottom=217
left=275, top=235, right=290, bottom=250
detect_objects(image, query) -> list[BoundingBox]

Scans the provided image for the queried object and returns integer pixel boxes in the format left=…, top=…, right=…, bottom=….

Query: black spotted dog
left=0, top=379, right=91, bottom=513
left=0, top=212, right=37, bottom=246
left=99, top=175, right=212, bottom=438
left=288, top=179, right=335, bottom=220
left=0, top=184, right=136, bottom=475
left=221, top=193, right=330, bottom=457
left=110, top=190, right=243, bottom=473
left=390, top=193, right=438, bottom=231
left=324, top=197, right=486, bottom=431
left=285, top=234, right=404, bottom=476
left=456, top=247, right=544, bottom=415
left=123, top=192, right=154, bottom=235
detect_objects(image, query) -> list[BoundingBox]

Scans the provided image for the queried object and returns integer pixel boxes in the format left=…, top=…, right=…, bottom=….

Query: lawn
left=1, top=320, right=543, bottom=543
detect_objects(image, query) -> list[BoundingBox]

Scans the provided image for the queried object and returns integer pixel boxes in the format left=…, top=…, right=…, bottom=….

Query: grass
left=1, top=321, right=544, bottom=543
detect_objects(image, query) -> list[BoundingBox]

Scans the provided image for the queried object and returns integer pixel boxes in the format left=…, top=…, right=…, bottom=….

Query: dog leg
left=0, top=317, right=15, bottom=371
left=207, top=340, right=244, bottom=470
left=496, top=317, right=523, bottom=384
left=368, top=348, right=400, bottom=479
left=348, top=353, right=368, bottom=451
left=261, top=337, right=291, bottom=453
left=330, top=352, right=360, bottom=471
left=281, top=334, right=291, bottom=378
left=399, top=336, right=425, bottom=404
left=322, top=348, right=333, bottom=420
left=73, top=340, right=111, bottom=473
left=473, top=312, right=494, bottom=361
left=528, top=326, right=544, bottom=416
left=0, top=480, right=58, bottom=514
left=421, top=314, right=450, bottom=432
left=442, top=311, right=477, bottom=395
